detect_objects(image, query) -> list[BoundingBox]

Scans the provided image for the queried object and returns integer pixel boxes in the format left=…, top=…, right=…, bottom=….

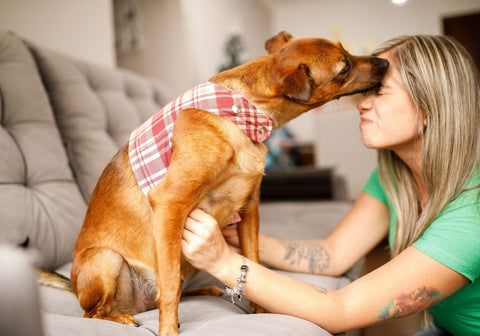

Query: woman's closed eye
left=362, top=83, right=383, bottom=97
left=374, top=84, right=384, bottom=95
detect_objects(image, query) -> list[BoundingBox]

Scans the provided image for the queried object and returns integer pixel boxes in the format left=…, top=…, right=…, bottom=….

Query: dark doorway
left=443, top=12, right=480, bottom=71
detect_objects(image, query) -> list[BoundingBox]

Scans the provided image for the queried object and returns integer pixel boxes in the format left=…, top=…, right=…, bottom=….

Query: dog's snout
left=373, top=57, right=389, bottom=75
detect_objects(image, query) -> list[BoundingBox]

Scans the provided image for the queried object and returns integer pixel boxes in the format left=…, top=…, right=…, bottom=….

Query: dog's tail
left=37, top=270, right=74, bottom=294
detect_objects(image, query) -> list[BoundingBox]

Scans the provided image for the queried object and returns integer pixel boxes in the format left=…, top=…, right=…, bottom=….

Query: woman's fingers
left=182, top=208, right=231, bottom=271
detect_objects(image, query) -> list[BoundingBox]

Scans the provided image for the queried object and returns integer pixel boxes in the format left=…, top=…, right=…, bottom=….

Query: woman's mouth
left=360, top=117, right=373, bottom=126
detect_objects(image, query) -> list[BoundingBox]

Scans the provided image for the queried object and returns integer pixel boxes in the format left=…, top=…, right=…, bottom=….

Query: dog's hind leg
left=71, top=247, right=138, bottom=326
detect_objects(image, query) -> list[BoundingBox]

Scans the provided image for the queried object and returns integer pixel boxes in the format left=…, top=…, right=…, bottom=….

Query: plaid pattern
left=128, top=81, right=273, bottom=195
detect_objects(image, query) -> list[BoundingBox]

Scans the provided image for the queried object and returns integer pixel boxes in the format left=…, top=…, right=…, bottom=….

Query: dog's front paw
left=104, top=314, right=138, bottom=326
left=251, top=302, right=268, bottom=314
left=159, top=325, right=180, bottom=336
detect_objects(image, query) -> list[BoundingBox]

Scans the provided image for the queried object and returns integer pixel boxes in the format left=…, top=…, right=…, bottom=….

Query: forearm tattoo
left=377, top=287, right=442, bottom=320
left=281, top=240, right=331, bottom=274
left=313, top=285, right=328, bottom=295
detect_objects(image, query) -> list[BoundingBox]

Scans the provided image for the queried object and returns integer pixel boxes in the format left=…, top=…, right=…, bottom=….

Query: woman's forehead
left=378, top=51, right=403, bottom=86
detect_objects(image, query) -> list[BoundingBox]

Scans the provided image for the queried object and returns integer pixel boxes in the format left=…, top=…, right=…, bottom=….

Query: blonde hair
left=373, top=35, right=480, bottom=257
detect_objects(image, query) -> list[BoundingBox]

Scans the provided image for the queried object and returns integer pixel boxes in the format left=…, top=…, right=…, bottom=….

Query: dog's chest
left=128, top=82, right=273, bottom=196
left=199, top=140, right=268, bottom=223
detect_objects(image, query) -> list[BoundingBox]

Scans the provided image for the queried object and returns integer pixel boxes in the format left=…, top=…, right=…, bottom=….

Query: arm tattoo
left=313, top=285, right=328, bottom=295
left=281, top=240, right=331, bottom=274
left=377, top=287, right=442, bottom=320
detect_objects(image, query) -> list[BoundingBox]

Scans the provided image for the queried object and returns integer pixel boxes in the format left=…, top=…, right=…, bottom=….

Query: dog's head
left=263, top=31, right=388, bottom=125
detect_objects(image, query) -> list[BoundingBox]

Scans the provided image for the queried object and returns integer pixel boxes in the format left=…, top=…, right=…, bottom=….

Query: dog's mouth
left=333, top=82, right=381, bottom=100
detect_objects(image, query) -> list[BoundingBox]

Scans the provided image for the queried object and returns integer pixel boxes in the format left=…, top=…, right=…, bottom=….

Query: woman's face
left=356, top=52, right=425, bottom=153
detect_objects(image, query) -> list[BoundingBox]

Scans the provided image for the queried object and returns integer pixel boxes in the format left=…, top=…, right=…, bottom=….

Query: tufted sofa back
left=0, top=32, right=172, bottom=268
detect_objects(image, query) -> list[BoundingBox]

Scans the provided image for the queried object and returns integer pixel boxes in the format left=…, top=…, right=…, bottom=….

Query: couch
left=0, top=31, right=359, bottom=336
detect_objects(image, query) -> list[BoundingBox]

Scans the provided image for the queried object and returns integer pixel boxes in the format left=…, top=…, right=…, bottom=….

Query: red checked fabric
left=128, top=81, right=273, bottom=196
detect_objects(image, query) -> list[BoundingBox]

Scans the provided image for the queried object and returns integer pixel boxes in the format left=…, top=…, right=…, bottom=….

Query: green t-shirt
left=363, top=168, right=480, bottom=335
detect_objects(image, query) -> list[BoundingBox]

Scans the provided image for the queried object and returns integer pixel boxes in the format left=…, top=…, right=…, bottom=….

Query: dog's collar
left=183, top=82, right=272, bottom=142
left=128, top=82, right=273, bottom=196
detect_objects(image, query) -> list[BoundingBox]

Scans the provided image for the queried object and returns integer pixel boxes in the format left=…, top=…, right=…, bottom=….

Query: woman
left=181, top=35, right=480, bottom=335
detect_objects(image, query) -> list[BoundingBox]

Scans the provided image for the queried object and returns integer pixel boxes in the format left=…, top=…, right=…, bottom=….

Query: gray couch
left=0, top=31, right=358, bottom=336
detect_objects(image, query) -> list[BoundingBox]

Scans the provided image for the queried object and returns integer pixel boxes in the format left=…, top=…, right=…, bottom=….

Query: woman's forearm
left=259, top=234, right=339, bottom=276
left=210, top=244, right=467, bottom=334
left=183, top=208, right=443, bottom=334
left=214, top=252, right=348, bottom=333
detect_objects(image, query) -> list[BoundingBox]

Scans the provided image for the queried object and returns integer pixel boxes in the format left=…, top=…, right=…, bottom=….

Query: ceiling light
left=391, top=0, right=407, bottom=6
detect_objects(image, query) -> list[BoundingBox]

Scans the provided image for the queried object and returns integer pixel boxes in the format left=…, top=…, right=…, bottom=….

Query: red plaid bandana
left=128, top=81, right=273, bottom=196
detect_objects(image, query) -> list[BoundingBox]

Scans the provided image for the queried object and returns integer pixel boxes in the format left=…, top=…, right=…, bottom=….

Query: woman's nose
left=356, top=93, right=372, bottom=113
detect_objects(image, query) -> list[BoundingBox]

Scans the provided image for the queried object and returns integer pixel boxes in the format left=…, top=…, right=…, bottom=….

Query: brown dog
left=70, top=31, right=388, bottom=336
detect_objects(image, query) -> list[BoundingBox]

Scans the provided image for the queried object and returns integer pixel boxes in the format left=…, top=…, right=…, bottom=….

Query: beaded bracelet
left=224, top=256, right=249, bottom=303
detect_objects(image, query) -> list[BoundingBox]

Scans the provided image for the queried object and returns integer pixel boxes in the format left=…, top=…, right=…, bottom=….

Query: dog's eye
left=338, top=60, right=350, bottom=76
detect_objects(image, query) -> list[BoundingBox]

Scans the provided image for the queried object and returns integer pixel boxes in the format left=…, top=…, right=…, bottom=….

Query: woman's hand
left=222, top=213, right=242, bottom=254
left=181, top=208, right=235, bottom=274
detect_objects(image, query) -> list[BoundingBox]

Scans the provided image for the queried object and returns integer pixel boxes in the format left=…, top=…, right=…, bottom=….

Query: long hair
left=373, top=35, right=480, bottom=257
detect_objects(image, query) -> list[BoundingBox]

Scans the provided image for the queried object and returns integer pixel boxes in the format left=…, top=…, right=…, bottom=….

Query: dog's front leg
left=237, top=178, right=268, bottom=314
left=148, top=188, right=187, bottom=336
left=149, top=178, right=230, bottom=335
left=148, top=109, right=236, bottom=336
left=238, top=204, right=260, bottom=264
left=238, top=178, right=262, bottom=264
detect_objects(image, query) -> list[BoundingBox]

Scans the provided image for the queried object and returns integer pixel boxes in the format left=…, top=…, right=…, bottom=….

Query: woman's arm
left=182, top=210, right=469, bottom=333
left=257, top=192, right=391, bottom=276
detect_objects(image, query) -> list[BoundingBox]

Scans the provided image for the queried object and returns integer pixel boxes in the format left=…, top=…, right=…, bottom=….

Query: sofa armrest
left=0, top=245, right=44, bottom=336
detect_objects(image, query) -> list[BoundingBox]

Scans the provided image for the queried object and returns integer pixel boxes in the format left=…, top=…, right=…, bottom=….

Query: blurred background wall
left=1, top=0, right=479, bottom=199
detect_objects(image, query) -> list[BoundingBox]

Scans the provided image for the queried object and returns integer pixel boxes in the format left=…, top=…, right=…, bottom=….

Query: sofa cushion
left=39, top=266, right=341, bottom=336
left=26, top=42, right=173, bottom=201
left=0, top=32, right=86, bottom=268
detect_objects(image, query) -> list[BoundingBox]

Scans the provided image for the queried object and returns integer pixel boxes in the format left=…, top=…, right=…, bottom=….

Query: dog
left=69, top=31, right=388, bottom=336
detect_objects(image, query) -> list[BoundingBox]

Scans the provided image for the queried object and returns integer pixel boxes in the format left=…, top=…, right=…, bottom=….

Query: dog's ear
left=282, top=63, right=312, bottom=103
left=265, top=31, right=293, bottom=54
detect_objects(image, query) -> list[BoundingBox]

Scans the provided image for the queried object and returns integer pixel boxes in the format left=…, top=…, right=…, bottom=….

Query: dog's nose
left=373, top=57, right=389, bottom=74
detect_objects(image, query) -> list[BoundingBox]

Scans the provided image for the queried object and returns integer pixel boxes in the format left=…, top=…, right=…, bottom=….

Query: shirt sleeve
left=363, top=167, right=389, bottom=205
left=413, top=190, right=480, bottom=282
